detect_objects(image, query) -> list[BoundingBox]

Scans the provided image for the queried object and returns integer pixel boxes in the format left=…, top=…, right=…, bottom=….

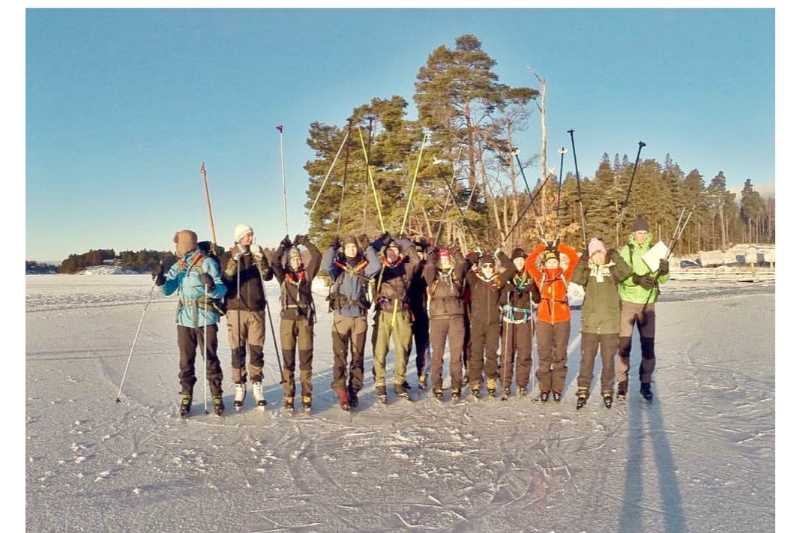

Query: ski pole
left=253, top=255, right=286, bottom=384
left=337, top=119, right=353, bottom=234
left=115, top=279, right=158, bottom=403
left=400, top=132, right=431, bottom=235
left=277, top=124, right=289, bottom=236
left=200, top=162, right=218, bottom=248
left=309, top=126, right=351, bottom=215
left=357, top=127, right=385, bottom=232
left=501, top=173, right=552, bottom=244
left=433, top=145, right=463, bottom=246
left=203, top=284, right=209, bottom=414
left=437, top=166, right=482, bottom=245
left=567, top=129, right=588, bottom=245
left=553, top=146, right=567, bottom=241
left=616, top=141, right=646, bottom=246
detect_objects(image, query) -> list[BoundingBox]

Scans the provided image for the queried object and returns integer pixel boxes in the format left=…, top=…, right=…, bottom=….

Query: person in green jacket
left=616, top=216, right=669, bottom=401
left=572, top=237, right=632, bottom=409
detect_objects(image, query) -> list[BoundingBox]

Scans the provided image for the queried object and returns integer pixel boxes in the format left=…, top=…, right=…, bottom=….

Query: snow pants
left=373, top=309, right=413, bottom=387
left=412, top=310, right=430, bottom=378
left=617, top=301, right=656, bottom=385
left=331, top=314, right=367, bottom=394
left=500, top=320, right=534, bottom=390
left=226, top=309, right=266, bottom=384
left=468, top=321, right=500, bottom=389
left=578, top=332, right=618, bottom=394
left=429, top=316, right=465, bottom=392
left=177, top=324, right=223, bottom=396
left=535, top=320, right=570, bottom=394
left=280, top=317, right=314, bottom=399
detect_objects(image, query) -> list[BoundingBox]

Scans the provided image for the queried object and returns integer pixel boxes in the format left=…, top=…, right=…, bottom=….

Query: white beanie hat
left=234, top=224, right=254, bottom=243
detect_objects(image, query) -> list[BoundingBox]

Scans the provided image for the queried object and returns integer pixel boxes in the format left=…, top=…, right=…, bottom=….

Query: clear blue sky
left=26, top=8, right=774, bottom=261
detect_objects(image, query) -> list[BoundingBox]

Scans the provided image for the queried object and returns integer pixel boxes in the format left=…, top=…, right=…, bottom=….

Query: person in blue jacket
left=321, top=235, right=382, bottom=410
left=153, top=229, right=227, bottom=417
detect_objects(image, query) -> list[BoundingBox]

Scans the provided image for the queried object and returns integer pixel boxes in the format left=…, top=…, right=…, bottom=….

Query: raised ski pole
left=337, top=119, right=353, bottom=234
left=437, top=164, right=482, bottom=246
left=115, top=278, right=158, bottom=403
left=277, top=124, right=289, bottom=236
left=253, top=252, right=285, bottom=383
left=553, top=146, right=567, bottom=241
left=202, top=284, right=209, bottom=414
left=309, top=126, right=351, bottom=215
left=200, top=162, right=218, bottom=248
left=567, top=129, right=588, bottom=245
left=400, top=132, right=432, bottom=234
left=502, top=158, right=552, bottom=244
left=433, top=145, right=463, bottom=246
left=616, top=141, right=646, bottom=247
left=357, top=127, right=385, bottom=232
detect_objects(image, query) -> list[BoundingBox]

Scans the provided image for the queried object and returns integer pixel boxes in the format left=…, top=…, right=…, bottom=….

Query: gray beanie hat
left=632, top=215, right=649, bottom=232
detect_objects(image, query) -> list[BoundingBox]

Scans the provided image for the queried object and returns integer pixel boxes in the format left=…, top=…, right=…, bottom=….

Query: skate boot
left=640, top=383, right=653, bottom=402
left=501, top=386, right=512, bottom=401
left=471, top=387, right=481, bottom=400
left=602, top=391, right=613, bottom=408
left=252, top=382, right=266, bottom=409
left=487, top=378, right=497, bottom=398
left=302, top=395, right=312, bottom=414
left=283, top=396, right=294, bottom=410
left=617, top=381, right=628, bottom=400
left=212, top=395, right=225, bottom=416
left=233, top=383, right=246, bottom=411
left=433, top=388, right=444, bottom=401
left=376, top=385, right=388, bottom=404
left=179, top=393, right=192, bottom=418
left=518, top=387, right=528, bottom=399
left=395, top=383, right=411, bottom=401
left=576, top=387, right=589, bottom=410
left=539, top=391, right=550, bottom=402
left=336, top=388, right=350, bottom=411
left=552, top=391, right=562, bottom=402
left=348, top=389, right=359, bottom=409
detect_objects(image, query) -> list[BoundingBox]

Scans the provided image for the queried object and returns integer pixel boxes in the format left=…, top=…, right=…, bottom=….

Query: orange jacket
left=525, top=242, right=579, bottom=324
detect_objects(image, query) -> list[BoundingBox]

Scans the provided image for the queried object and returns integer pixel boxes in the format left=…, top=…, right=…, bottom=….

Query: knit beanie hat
left=479, top=253, right=495, bottom=266
left=174, top=230, right=198, bottom=257
left=436, top=247, right=451, bottom=260
left=511, top=247, right=526, bottom=260
left=632, top=215, right=649, bottom=232
left=234, top=224, right=254, bottom=243
left=342, top=235, right=359, bottom=247
left=588, top=237, right=606, bottom=258
left=542, top=249, right=559, bottom=264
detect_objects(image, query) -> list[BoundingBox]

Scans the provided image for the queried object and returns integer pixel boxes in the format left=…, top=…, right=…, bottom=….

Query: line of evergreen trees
left=57, top=249, right=178, bottom=274
left=303, top=34, right=774, bottom=255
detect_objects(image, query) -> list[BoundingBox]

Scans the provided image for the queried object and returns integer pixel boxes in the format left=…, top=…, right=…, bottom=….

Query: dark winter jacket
left=271, top=239, right=322, bottom=321
left=222, top=247, right=273, bottom=312
left=422, top=252, right=467, bottom=319
left=499, top=267, right=541, bottom=323
left=372, top=238, right=421, bottom=313
left=465, top=252, right=516, bottom=326
left=408, top=263, right=429, bottom=317
left=321, top=245, right=381, bottom=318
left=572, top=250, right=633, bottom=335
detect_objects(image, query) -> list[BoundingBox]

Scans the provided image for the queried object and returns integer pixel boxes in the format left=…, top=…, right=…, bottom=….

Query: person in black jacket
left=408, top=237, right=431, bottom=390
left=498, top=247, right=541, bottom=399
left=271, top=234, right=322, bottom=412
left=222, top=224, right=274, bottom=410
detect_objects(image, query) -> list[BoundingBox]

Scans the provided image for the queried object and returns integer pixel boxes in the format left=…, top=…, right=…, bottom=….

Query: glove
left=294, top=234, right=309, bottom=246
left=494, top=248, right=503, bottom=259
left=658, top=258, right=670, bottom=276
left=199, top=273, right=215, bottom=291
left=279, top=234, right=292, bottom=249
left=331, top=237, right=341, bottom=250
left=152, top=263, right=166, bottom=286
left=228, top=246, right=242, bottom=262
left=379, top=232, right=392, bottom=247
left=252, top=245, right=264, bottom=261
left=633, top=273, right=656, bottom=290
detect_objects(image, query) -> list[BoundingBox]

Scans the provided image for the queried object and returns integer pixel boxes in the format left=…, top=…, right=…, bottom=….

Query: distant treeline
left=26, top=261, right=57, bottom=274
left=57, top=249, right=178, bottom=274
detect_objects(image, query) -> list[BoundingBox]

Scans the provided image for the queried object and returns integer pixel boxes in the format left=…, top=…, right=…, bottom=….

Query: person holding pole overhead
left=153, top=229, right=227, bottom=417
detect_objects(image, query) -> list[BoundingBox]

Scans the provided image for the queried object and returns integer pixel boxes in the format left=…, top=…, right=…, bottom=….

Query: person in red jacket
left=525, top=241, right=579, bottom=402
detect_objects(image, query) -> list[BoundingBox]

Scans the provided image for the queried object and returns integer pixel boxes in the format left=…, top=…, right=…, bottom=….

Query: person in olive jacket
left=571, top=237, right=632, bottom=409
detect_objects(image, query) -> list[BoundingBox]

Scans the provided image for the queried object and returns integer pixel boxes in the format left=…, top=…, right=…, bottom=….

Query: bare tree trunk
left=465, top=102, right=476, bottom=189
left=479, top=152, right=503, bottom=240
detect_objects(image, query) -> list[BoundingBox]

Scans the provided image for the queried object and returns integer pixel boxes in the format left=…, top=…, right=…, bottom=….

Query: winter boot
left=433, top=388, right=444, bottom=401
left=234, top=383, right=246, bottom=411
left=376, top=385, right=388, bottom=404
left=518, top=387, right=528, bottom=399
left=336, top=389, right=350, bottom=411
left=576, top=387, right=589, bottom=410
left=348, top=389, right=359, bottom=409
left=212, top=395, right=225, bottom=416
left=451, top=387, right=461, bottom=402
left=283, top=396, right=294, bottom=410
left=487, top=378, right=497, bottom=397
left=395, top=383, right=411, bottom=401
left=640, top=383, right=653, bottom=402
left=252, top=382, right=266, bottom=409
left=501, top=387, right=512, bottom=401
left=179, top=393, right=192, bottom=418
left=471, top=387, right=481, bottom=400
left=302, top=395, right=312, bottom=414
left=617, top=381, right=628, bottom=399
left=602, top=392, right=613, bottom=408
left=401, top=381, right=412, bottom=391
left=539, top=391, right=550, bottom=403
left=552, top=391, right=562, bottom=402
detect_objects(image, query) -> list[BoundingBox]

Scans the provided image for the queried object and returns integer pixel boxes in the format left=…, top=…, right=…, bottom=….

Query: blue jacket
left=161, top=250, right=227, bottom=327
left=322, top=245, right=382, bottom=317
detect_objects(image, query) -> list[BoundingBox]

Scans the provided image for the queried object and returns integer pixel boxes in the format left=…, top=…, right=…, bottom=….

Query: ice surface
left=26, top=275, right=774, bottom=531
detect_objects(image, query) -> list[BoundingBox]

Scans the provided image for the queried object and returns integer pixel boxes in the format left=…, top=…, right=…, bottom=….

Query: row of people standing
left=154, top=216, right=668, bottom=416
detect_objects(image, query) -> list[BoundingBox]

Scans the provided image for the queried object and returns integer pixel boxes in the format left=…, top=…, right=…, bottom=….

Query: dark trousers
left=618, top=301, right=657, bottom=384
left=500, top=320, right=534, bottom=389
left=429, top=316, right=465, bottom=391
left=280, top=317, right=314, bottom=398
left=412, top=311, right=430, bottom=377
left=177, top=324, right=223, bottom=396
left=331, top=314, right=367, bottom=394
left=578, top=332, right=618, bottom=394
left=535, top=320, right=570, bottom=393
left=468, top=321, right=500, bottom=388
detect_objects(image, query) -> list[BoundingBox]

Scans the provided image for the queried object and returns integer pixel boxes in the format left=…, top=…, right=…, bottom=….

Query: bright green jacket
left=617, top=233, right=670, bottom=305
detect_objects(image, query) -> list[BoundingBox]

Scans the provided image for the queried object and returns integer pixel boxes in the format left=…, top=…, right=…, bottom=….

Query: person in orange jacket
left=525, top=241, right=579, bottom=402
